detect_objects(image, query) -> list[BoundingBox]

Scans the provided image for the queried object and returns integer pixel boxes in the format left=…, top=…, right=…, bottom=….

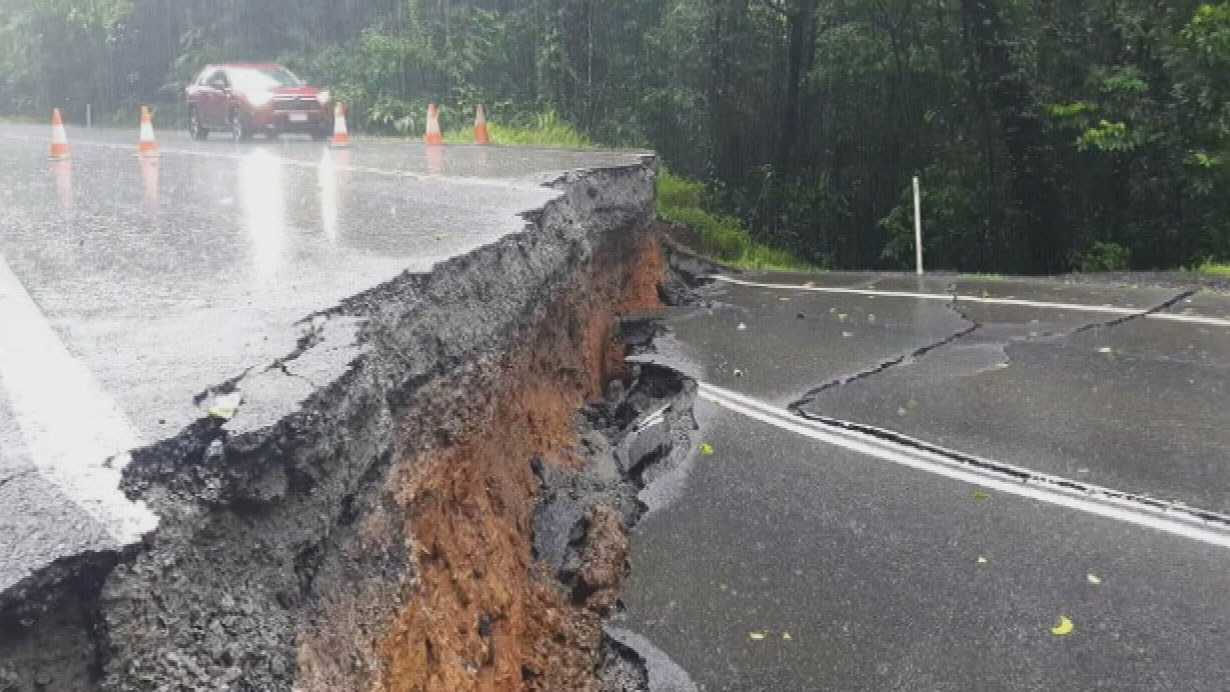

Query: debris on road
left=205, top=390, right=243, bottom=420
left=1087, top=574, right=1102, bottom=585
left=977, top=556, right=989, bottom=566
left=1051, top=616, right=1075, bottom=636
left=748, top=632, right=766, bottom=641
left=699, top=443, right=714, bottom=456
left=972, top=490, right=991, bottom=502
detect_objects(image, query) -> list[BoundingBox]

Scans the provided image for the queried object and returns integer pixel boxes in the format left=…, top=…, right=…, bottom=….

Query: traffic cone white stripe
left=425, top=104, right=443, bottom=146
left=474, top=104, right=490, bottom=145
left=49, top=109, right=70, bottom=160
left=331, top=103, right=351, bottom=148
left=137, top=106, right=158, bottom=156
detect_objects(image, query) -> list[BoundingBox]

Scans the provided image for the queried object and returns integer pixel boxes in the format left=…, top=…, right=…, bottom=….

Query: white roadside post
left=913, top=175, right=923, bottom=275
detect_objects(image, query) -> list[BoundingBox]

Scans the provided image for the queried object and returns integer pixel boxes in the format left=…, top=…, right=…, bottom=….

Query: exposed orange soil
left=376, top=232, right=664, bottom=691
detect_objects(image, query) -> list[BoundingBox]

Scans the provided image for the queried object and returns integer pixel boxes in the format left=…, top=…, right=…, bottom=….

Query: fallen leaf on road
left=781, top=632, right=792, bottom=641
left=1087, top=574, right=1102, bottom=585
left=208, top=391, right=244, bottom=420
left=737, top=322, right=748, bottom=331
left=837, top=313, right=848, bottom=322
left=972, top=490, right=991, bottom=502
left=842, top=331, right=854, bottom=338
left=779, top=297, right=791, bottom=302
left=977, top=556, right=989, bottom=566
left=749, top=632, right=766, bottom=640
left=699, top=443, right=714, bottom=456
left=1051, top=616, right=1074, bottom=636
left=1097, top=347, right=1113, bottom=354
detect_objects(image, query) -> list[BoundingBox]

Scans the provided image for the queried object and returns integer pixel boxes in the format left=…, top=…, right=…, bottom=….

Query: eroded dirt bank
left=0, top=160, right=700, bottom=691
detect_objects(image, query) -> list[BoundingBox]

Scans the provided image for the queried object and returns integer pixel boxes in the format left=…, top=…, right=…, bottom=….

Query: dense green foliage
left=4, top=0, right=1230, bottom=273
left=657, top=170, right=811, bottom=269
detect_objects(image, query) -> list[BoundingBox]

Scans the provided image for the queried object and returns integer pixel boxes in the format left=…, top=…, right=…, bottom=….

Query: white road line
left=712, top=275, right=1230, bottom=328
left=0, top=257, right=157, bottom=544
left=697, top=382, right=1230, bottom=549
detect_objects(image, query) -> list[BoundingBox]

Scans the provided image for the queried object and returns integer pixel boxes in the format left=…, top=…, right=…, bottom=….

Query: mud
left=0, top=158, right=710, bottom=691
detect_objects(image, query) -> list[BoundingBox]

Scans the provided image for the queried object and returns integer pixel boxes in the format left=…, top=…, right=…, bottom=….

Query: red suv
left=186, top=64, right=333, bottom=141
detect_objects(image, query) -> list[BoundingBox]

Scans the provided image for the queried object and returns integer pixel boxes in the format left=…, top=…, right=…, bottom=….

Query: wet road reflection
left=139, top=156, right=159, bottom=211
left=318, top=147, right=348, bottom=244
left=239, top=148, right=287, bottom=284
left=50, top=160, right=72, bottom=212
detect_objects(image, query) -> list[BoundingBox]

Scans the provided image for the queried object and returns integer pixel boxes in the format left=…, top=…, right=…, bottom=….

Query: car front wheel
left=230, top=111, right=253, bottom=142
left=188, top=107, right=208, bottom=141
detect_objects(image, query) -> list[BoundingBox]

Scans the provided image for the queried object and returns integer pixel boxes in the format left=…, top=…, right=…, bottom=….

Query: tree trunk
left=961, top=0, right=1068, bottom=273
left=776, top=0, right=819, bottom=173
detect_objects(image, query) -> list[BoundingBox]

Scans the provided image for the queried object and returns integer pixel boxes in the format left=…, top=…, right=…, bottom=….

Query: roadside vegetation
left=657, top=170, right=812, bottom=270
left=443, top=111, right=591, bottom=148
left=6, top=1, right=1230, bottom=275
left=1196, top=262, right=1230, bottom=277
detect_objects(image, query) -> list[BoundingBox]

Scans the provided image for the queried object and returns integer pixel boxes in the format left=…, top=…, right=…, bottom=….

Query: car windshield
left=228, top=66, right=302, bottom=90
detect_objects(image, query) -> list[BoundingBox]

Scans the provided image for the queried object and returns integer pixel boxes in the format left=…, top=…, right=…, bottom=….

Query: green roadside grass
left=1195, top=262, right=1230, bottom=277
left=443, top=111, right=592, bottom=148
left=656, top=169, right=813, bottom=271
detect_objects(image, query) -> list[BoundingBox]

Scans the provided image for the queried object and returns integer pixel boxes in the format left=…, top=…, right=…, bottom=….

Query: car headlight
left=246, top=91, right=274, bottom=107
left=317, top=90, right=331, bottom=105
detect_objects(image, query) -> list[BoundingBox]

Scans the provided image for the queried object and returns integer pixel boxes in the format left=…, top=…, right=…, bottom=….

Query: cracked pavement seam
left=787, top=405, right=1230, bottom=527
left=787, top=298, right=980, bottom=413
left=788, top=287, right=1197, bottom=413
left=1004, top=288, right=1199, bottom=343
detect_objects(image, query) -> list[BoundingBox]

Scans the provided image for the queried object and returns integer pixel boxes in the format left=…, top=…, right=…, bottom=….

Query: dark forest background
left=5, top=0, right=1230, bottom=272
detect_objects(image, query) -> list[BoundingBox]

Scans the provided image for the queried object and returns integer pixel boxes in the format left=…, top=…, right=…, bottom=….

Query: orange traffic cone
left=474, top=104, right=490, bottom=145
left=424, top=103, right=443, bottom=147
left=49, top=108, right=70, bottom=160
left=137, top=106, right=158, bottom=157
left=330, top=103, right=351, bottom=148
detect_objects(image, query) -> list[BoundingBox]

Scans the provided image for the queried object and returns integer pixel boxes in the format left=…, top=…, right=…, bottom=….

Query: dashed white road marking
left=0, top=256, right=157, bottom=543
left=712, top=275, right=1230, bottom=328
left=698, top=382, right=1230, bottom=549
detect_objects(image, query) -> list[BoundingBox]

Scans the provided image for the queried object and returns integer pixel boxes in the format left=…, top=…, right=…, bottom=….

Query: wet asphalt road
left=0, top=123, right=646, bottom=597
left=619, top=272, right=1230, bottom=690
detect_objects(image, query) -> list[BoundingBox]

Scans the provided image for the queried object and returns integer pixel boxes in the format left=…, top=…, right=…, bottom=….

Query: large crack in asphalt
left=788, top=406, right=1230, bottom=529
left=789, top=285, right=1199, bottom=415
left=1003, top=287, right=1200, bottom=344
left=1, top=158, right=700, bottom=691
left=787, top=299, right=982, bottom=414
left=775, top=283, right=1225, bottom=529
